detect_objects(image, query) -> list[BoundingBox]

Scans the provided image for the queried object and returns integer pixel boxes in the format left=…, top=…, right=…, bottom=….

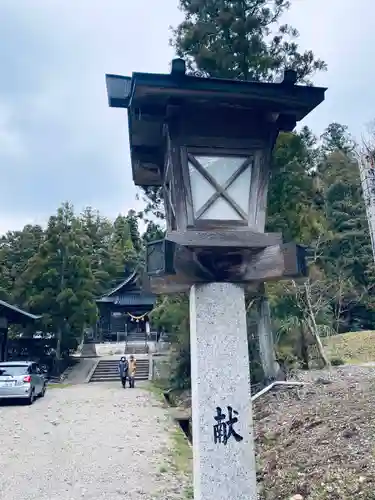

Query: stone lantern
left=106, top=60, right=326, bottom=500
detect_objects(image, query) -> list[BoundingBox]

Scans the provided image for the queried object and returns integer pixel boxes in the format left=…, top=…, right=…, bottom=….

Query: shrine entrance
left=94, top=271, right=155, bottom=343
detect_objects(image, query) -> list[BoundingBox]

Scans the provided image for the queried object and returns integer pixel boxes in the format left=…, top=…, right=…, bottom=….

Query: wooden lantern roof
left=106, top=60, right=326, bottom=186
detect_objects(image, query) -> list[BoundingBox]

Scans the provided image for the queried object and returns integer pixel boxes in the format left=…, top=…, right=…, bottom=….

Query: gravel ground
left=0, top=383, right=190, bottom=500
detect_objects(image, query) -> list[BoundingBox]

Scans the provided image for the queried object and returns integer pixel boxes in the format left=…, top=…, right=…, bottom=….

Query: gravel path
left=0, top=383, right=189, bottom=500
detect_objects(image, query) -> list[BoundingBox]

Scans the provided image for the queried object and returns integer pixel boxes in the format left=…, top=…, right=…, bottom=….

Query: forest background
left=1, top=0, right=374, bottom=385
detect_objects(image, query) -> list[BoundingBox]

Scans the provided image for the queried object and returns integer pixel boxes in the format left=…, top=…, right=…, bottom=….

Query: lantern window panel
left=200, top=197, right=242, bottom=220
left=195, top=156, right=247, bottom=186
left=226, top=165, right=252, bottom=214
left=188, top=161, right=217, bottom=215
left=187, top=153, right=254, bottom=222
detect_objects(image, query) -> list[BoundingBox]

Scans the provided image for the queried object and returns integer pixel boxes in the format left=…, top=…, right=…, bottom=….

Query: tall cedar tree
left=142, top=0, right=330, bottom=383
left=143, top=0, right=327, bottom=213
left=172, top=0, right=326, bottom=82
left=22, top=203, right=98, bottom=358
left=318, top=125, right=375, bottom=331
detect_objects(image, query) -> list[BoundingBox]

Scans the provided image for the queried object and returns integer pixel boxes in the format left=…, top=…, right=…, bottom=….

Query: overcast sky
left=0, top=0, right=373, bottom=234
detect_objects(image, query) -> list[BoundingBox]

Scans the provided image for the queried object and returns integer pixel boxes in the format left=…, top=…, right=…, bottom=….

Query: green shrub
left=330, top=356, right=345, bottom=366
left=275, top=346, right=300, bottom=374
left=169, top=344, right=191, bottom=391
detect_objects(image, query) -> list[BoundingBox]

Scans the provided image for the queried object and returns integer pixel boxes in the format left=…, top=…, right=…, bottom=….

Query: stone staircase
left=89, top=358, right=150, bottom=383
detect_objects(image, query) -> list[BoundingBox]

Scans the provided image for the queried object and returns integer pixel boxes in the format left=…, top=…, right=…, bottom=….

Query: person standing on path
left=118, top=356, right=129, bottom=388
left=128, top=355, right=136, bottom=388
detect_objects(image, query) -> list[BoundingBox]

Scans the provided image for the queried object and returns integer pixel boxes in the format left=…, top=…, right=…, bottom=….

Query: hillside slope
left=324, top=330, right=375, bottom=364
left=254, top=366, right=375, bottom=499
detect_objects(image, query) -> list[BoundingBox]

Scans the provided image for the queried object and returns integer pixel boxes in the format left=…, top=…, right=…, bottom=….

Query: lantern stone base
left=190, top=282, right=257, bottom=500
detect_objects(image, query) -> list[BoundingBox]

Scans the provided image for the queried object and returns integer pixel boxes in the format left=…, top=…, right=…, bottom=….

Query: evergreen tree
left=319, top=124, right=375, bottom=331
left=0, top=225, right=44, bottom=303
left=0, top=204, right=147, bottom=365
left=142, top=221, right=165, bottom=245
left=320, top=122, right=356, bottom=157
left=112, top=214, right=138, bottom=280
left=80, top=207, right=117, bottom=295
left=172, top=0, right=326, bottom=82
left=267, top=130, right=325, bottom=243
left=148, top=0, right=330, bottom=384
left=22, top=203, right=97, bottom=359
left=125, top=210, right=142, bottom=254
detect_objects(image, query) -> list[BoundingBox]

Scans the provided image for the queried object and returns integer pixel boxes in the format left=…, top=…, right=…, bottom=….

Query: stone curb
left=84, top=359, right=100, bottom=384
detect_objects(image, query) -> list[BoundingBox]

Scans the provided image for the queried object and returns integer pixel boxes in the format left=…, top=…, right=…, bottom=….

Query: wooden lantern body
left=163, top=104, right=279, bottom=235
left=106, top=61, right=326, bottom=293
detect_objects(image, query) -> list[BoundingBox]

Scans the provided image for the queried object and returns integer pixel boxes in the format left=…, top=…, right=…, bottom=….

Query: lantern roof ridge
left=106, top=63, right=326, bottom=117
left=131, top=69, right=327, bottom=92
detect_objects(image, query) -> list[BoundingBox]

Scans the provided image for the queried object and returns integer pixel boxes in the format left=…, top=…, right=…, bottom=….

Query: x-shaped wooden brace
left=164, top=157, right=176, bottom=220
left=187, top=154, right=253, bottom=220
left=165, top=182, right=176, bottom=218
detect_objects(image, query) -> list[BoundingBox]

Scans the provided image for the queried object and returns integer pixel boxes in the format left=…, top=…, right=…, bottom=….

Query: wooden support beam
left=166, top=230, right=282, bottom=249
left=282, top=242, right=308, bottom=278
left=147, top=242, right=308, bottom=294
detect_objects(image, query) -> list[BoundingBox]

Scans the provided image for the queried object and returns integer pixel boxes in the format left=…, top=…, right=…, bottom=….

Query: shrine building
left=94, top=271, right=156, bottom=343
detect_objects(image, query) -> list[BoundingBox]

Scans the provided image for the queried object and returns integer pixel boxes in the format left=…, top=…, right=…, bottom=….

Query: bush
left=330, top=356, right=345, bottom=366
left=275, top=346, right=300, bottom=374
left=169, top=344, right=191, bottom=391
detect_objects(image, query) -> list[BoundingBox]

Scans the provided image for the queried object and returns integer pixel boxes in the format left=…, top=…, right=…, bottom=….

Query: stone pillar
left=190, top=283, right=257, bottom=500
left=257, top=285, right=279, bottom=382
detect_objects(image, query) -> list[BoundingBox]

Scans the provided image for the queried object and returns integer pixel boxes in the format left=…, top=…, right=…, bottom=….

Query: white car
left=0, top=361, right=47, bottom=404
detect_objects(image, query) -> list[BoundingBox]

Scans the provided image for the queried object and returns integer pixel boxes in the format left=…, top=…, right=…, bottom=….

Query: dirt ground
left=253, top=365, right=375, bottom=500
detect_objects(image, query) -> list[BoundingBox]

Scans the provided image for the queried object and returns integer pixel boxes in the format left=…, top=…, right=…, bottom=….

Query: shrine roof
left=96, top=270, right=155, bottom=307
left=100, top=271, right=138, bottom=298
left=96, top=293, right=155, bottom=306
left=0, top=299, right=41, bottom=324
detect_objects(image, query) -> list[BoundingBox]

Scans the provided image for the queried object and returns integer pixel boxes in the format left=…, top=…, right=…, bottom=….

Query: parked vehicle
left=0, top=361, right=47, bottom=405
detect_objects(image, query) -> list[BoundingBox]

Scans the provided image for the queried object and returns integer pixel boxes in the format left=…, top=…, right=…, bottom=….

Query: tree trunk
left=0, top=328, right=8, bottom=362
left=334, top=297, right=342, bottom=334
left=304, top=282, right=330, bottom=368
left=79, top=328, right=85, bottom=349
left=306, top=317, right=330, bottom=367
left=56, top=248, right=66, bottom=365
left=299, top=322, right=309, bottom=370
left=56, top=327, right=62, bottom=360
